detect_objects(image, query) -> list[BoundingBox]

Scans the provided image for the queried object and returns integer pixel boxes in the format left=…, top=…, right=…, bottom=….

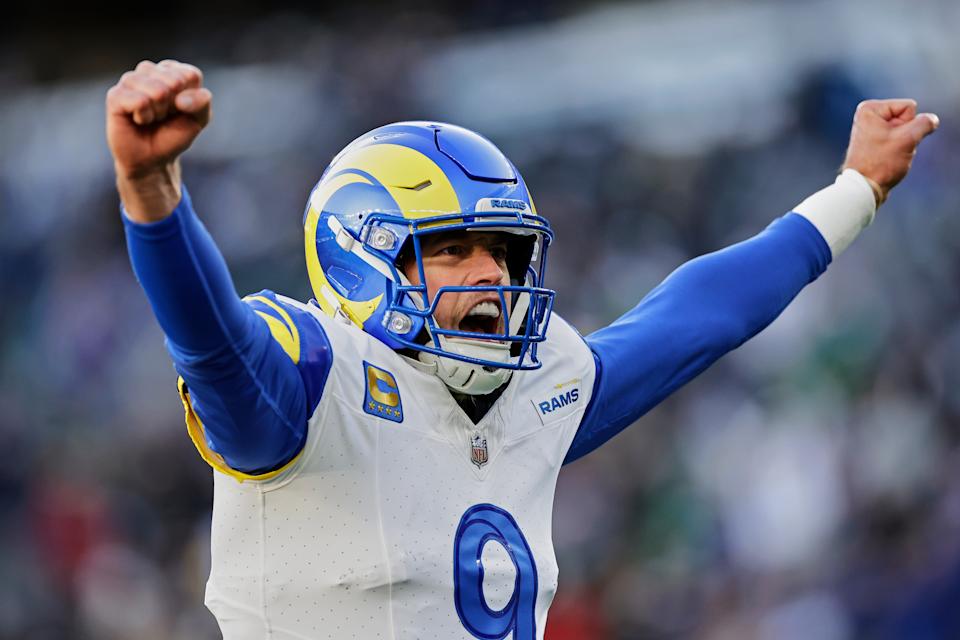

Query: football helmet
left=304, top=122, right=555, bottom=395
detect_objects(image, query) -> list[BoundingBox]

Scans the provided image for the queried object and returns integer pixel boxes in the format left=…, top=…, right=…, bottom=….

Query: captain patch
left=363, top=361, right=403, bottom=423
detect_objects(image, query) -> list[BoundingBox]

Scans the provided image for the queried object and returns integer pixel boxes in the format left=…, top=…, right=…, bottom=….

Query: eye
left=438, top=244, right=464, bottom=257
left=490, top=245, right=509, bottom=262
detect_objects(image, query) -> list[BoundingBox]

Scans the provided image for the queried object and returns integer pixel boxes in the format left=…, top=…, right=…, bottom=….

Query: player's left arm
left=564, top=99, right=939, bottom=464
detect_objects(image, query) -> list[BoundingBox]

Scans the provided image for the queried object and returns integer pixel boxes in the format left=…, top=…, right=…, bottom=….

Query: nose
left=467, top=246, right=506, bottom=286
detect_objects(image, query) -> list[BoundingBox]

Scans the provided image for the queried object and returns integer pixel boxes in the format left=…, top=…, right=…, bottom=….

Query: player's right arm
left=107, top=60, right=330, bottom=476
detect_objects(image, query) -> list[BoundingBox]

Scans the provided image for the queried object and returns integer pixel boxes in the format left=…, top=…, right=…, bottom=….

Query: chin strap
left=393, top=257, right=535, bottom=395
left=508, top=290, right=530, bottom=336
left=416, top=282, right=534, bottom=396
left=418, top=337, right=513, bottom=395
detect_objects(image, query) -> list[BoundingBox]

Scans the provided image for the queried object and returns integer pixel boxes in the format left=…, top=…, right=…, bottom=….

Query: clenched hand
left=106, top=60, right=212, bottom=221
left=842, top=99, right=939, bottom=206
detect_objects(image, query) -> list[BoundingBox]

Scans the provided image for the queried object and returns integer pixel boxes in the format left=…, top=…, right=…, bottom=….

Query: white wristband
left=793, top=169, right=877, bottom=258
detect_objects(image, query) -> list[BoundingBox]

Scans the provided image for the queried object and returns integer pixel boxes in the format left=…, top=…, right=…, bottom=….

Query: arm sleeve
left=563, top=212, right=832, bottom=464
left=123, top=186, right=331, bottom=475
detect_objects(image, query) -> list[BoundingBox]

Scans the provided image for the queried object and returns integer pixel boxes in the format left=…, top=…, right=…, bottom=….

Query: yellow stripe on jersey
left=177, top=377, right=302, bottom=483
left=245, top=295, right=301, bottom=363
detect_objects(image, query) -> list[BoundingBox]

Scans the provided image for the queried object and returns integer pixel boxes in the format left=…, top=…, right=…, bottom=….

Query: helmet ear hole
left=506, top=235, right=536, bottom=286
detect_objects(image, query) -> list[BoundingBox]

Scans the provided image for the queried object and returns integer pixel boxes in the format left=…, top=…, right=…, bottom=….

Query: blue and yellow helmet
left=304, top=122, right=555, bottom=375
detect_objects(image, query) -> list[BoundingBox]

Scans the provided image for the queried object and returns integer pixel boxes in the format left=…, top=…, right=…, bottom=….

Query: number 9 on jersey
left=453, top=504, right=538, bottom=640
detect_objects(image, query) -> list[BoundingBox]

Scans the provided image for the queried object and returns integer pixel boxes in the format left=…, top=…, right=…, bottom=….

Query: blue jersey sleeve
left=123, top=186, right=332, bottom=477
left=564, top=212, right=832, bottom=464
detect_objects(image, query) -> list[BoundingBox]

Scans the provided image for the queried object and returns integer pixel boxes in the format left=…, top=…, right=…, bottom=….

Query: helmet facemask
left=385, top=226, right=546, bottom=394
left=364, top=210, right=554, bottom=394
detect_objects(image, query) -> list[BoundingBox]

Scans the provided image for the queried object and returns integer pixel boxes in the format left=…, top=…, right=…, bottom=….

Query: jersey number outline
left=453, top=503, right=538, bottom=640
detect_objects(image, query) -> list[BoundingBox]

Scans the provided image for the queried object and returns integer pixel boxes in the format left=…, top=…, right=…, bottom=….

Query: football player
left=107, top=59, right=938, bottom=639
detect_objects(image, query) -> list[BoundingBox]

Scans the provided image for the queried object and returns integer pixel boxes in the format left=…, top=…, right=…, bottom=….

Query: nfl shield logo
left=471, top=433, right=488, bottom=469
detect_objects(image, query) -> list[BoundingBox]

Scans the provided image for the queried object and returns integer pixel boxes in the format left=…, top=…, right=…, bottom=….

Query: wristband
left=792, top=169, right=877, bottom=258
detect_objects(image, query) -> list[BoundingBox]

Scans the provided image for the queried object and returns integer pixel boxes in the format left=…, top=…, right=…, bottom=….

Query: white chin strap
left=416, top=290, right=531, bottom=396
left=418, top=337, right=513, bottom=395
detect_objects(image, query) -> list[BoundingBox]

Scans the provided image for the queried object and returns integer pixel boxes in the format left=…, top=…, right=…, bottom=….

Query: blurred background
left=1, top=0, right=959, bottom=638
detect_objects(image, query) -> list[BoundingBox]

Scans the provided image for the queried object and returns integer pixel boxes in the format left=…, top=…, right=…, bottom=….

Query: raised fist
left=106, top=60, right=212, bottom=220
left=842, top=99, right=939, bottom=206
left=107, top=59, right=212, bottom=176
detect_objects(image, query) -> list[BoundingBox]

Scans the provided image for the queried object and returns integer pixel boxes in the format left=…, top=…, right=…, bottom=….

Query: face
left=402, top=231, right=512, bottom=337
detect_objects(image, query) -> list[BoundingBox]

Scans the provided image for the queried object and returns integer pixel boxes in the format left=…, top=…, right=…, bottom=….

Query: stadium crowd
left=2, top=1, right=959, bottom=638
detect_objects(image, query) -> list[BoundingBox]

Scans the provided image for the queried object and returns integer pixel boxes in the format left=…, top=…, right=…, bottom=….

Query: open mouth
left=458, top=300, right=503, bottom=336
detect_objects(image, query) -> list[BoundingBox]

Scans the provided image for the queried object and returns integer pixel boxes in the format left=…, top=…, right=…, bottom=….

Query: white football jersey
left=183, top=294, right=596, bottom=639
